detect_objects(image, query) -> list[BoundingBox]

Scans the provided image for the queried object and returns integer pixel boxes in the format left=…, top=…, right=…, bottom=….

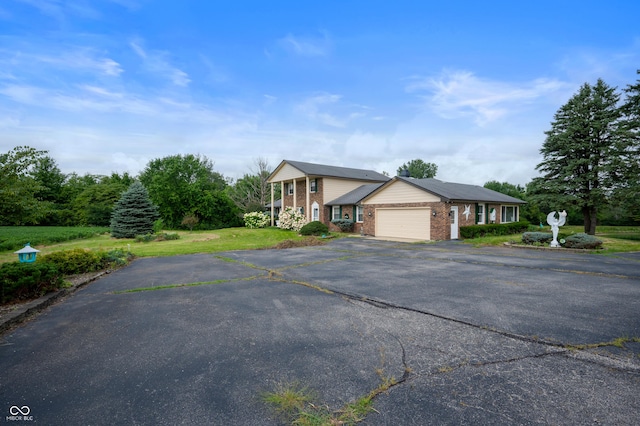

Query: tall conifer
left=535, top=79, right=624, bottom=235
left=110, top=181, right=159, bottom=238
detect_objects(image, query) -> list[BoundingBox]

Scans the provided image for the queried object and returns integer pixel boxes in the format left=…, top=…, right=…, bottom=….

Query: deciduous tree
left=0, top=146, right=47, bottom=225
left=397, top=159, right=437, bottom=179
left=138, top=154, right=241, bottom=229
left=227, top=158, right=277, bottom=212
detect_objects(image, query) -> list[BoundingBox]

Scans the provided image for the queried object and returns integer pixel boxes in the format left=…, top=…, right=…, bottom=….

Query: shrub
left=181, top=214, right=200, bottom=231
left=460, top=221, right=530, bottom=239
left=522, top=232, right=553, bottom=245
left=0, top=262, right=63, bottom=303
left=41, top=248, right=134, bottom=274
left=98, top=249, right=133, bottom=268
left=300, top=221, right=329, bottom=236
left=563, top=233, right=603, bottom=249
left=153, top=219, right=165, bottom=233
left=331, top=219, right=354, bottom=233
left=158, top=232, right=180, bottom=241
left=278, top=207, right=307, bottom=231
left=135, top=233, right=180, bottom=242
left=244, top=212, right=270, bottom=229
left=41, top=249, right=103, bottom=275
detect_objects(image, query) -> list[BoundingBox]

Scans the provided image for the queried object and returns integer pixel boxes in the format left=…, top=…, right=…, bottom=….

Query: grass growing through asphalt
left=262, top=381, right=376, bottom=426
left=464, top=225, right=640, bottom=253
left=0, top=227, right=310, bottom=264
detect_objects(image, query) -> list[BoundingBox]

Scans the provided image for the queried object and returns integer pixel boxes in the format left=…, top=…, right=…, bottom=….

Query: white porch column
left=270, top=182, right=275, bottom=226
left=292, top=179, right=297, bottom=210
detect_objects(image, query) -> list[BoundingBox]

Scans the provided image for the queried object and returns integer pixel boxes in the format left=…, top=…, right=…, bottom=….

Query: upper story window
left=310, top=179, right=317, bottom=193
left=286, top=182, right=294, bottom=195
left=501, top=205, right=518, bottom=223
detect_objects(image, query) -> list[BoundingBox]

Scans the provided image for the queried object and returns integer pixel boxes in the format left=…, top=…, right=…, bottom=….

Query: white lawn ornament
left=547, top=210, right=567, bottom=248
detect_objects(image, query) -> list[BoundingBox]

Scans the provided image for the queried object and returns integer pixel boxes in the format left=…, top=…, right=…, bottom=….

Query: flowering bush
left=278, top=207, right=307, bottom=231
left=244, top=211, right=271, bottom=229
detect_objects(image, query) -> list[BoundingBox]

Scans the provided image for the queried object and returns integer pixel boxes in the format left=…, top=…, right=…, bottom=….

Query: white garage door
left=375, top=208, right=431, bottom=240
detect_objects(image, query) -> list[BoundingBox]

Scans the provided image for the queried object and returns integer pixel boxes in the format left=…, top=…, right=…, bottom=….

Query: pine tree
left=535, top=79, right=624, bottom=235
left=110, top=181, right=159, bottom=238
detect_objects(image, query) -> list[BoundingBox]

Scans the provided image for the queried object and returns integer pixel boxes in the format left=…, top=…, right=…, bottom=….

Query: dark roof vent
left=399, top=168, right=410, bottom=178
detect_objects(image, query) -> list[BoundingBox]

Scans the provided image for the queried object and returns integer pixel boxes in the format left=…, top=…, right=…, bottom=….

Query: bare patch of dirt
left=191, top=233, right=221, bottom=242
left=268, top=237, right=327, bottom=250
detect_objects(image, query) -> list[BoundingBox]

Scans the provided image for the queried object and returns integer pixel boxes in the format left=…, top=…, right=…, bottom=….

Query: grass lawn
left=463, top=225, right=640, bottom=253
left=0, top=227, right=312, bottom=265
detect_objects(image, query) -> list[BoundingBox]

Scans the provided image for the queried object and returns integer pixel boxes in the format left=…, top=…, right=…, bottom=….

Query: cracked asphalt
left=1, top=238, right=639, bottom=425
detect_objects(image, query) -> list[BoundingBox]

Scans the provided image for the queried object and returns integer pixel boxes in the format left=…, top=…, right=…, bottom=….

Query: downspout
left=305, top=176, right=310, bottom=222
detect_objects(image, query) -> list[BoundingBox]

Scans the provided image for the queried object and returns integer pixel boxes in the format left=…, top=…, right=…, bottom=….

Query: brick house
left=266, top=160, right=389, bottom=231
left=267, top=160, right=526, bottom=240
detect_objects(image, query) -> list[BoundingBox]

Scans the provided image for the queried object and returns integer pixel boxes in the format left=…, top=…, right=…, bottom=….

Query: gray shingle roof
left=325, top=183, right=386, bottom=206
left=398, top=177, right=526, bottom=204
left=284, top=160, right=389, bottom=182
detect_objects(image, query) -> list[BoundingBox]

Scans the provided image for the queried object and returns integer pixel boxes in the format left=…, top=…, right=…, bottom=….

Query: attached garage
left=375, top=207, right=431, bottom=240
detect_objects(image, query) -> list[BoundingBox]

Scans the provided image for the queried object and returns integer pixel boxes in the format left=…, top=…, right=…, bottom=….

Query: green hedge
left=331, top=219, right=354, bottom=232
left=460, top=221, right=530, bottom=239
left=522, top=232, right=553, bottom=245
left=300, top=221, right=329, bottom=236
left=1, top=262, right=63, bottom=304
left=564, top=233, right=603, bottom=249
left=1, top=249, right=133, bottom=303
left=41, top=248, right=132, bottom=275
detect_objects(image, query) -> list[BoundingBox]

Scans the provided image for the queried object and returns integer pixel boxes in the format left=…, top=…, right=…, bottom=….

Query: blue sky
left=1, top=0, right=638, bottom=185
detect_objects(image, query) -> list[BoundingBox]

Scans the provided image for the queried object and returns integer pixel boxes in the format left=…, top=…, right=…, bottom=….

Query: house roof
left=325, top=183, right=386, bottom=206
left=394, top=177, right=527, bottom=204
left=269, top=159, right=390, bottom=182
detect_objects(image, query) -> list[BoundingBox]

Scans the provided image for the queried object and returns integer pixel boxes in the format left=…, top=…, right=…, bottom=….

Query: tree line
left=0, top=150, right=276, bottom=230
left=1, top=72, right=638, bottom=233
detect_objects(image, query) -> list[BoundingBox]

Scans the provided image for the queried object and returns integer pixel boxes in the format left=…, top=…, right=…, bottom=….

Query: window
left=332, top=206, right=341, bottom=221
left=501, top=205, right=518, bottom=223
left=477, top=204, right=484, bottom=224
left=310, top=179, right=317, bottom=193
left=298, top=207, right=304, bottom=215
left=286, top=183, right=294, bottom=195
left=356, top=205, right=364, bottom=223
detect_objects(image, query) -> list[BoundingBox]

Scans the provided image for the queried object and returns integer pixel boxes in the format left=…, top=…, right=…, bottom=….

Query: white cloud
left=16, top=0, right=101, bottom=21
left=130, top=39, right=191, bottom=87
left=277, top=32, right=331, bottom=57
left=295, top=93, right=346, bottom=127
left=407, top=70, right=567, bottom=126
left=0, top=46, right=123, bottom=77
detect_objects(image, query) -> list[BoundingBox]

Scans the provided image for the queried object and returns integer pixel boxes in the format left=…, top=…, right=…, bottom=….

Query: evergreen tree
left=535, top=79, right=626, bottom=235
left=110, top=182, right=159, bottom=238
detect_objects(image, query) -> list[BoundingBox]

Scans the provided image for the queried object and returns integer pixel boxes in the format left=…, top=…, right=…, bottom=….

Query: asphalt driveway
left=1, top=238, right=639, bottom=425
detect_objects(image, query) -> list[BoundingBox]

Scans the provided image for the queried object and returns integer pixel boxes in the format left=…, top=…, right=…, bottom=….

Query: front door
left=450, top=206, right=459, bottom=239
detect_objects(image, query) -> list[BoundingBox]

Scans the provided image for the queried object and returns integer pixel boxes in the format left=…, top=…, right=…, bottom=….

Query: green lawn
left=463, top=225, right=640, bottom=253
left=0, top=227, right=310, bottom=264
